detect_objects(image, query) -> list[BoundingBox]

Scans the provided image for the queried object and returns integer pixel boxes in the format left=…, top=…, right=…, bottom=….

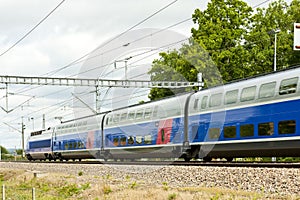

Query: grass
left=0, top=168, right=298, bottom=200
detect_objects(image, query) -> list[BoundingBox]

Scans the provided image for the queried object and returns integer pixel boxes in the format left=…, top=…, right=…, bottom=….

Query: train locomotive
left=26, top=66, right=300, bottom=162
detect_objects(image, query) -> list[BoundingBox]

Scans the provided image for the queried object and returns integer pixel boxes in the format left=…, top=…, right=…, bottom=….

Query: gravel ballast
left=0, top=162, right=299, bottom=196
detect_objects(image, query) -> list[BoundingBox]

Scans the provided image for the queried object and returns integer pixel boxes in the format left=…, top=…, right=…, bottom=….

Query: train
left=26, top=66, right=300, bottom=162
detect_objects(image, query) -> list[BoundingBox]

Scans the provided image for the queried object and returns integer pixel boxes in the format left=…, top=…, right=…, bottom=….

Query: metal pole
left=42, top=114, right=45, bottom=130
left=125, top=60, right=128, bottom=81
left=31, top=117, right=34, bottom=131
left=274, top=33, right=277, bottom=71
left=95, top=86, right=100, bottom=113
left=5, top=83, right=8, bottom=112
left=21, top=117, right=25, bottom=158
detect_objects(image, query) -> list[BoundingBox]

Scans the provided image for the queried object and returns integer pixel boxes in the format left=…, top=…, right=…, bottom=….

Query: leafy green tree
left=148, top=0, right=300, bottom=100
left=247, top=0, right=296, bottom=72
left=148, top=39, right=222, bottom=100
left=191, top=0, right=253, bottom=82
left=148, top=49, right=195, bottom=101
left=0, top=146, right=9, bottom=154
left=15, top=149, right=23, bottom=155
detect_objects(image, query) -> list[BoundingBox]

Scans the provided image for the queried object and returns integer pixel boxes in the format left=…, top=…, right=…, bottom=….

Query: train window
left=135, top=109, right=144, bottom=120
left=144, top=108, right=152, bottom=119
left=201, top=96, right=208, bottom=109
left=78, top=142, right=84, bottom=148
left=209, top=93, right=222, bottom=107
left=136, top=136, right=143, bottom=144
left=128, top=111, right=135, bottom=120
left=144, top=135, right=152, bottom=144
left=113, top=137, right=119, bottom=146
left=278, top=120, right=296, bottom=134
left=120, top=137, right=126, bottom=146
left=225, top=90, right=238, bottom=104
left=241, top=86, right=256, bottom=102
left=120, top=113, right=127, bottom=122
left=258, top=122, right=274, bottom=136
left=113, top=114, right=120, bottom=123
left=279, top=77, right=298, bottom=95
left=208, top=128, right=220, bottom=139
left=240, top=124, right=254, bottom=137
left=194, top=98, right=199, bottom=110
left=128, top=136, right=134, bottom=145
left=259, top=82, right=276, bottom=99
left=224, top=126, right=236, bottom=138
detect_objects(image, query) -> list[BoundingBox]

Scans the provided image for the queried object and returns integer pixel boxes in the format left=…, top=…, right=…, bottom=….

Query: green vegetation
left=162, top=181, right=169, bottom=191
left=0, top=169, right=298, bottom=199
left=148, top=0, right=300, bottom=100
left=168, top=193, right=177, bottom=200
left=78, top=171, right=83, bottom=176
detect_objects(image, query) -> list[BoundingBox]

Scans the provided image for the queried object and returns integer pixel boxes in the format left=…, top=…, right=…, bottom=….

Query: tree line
left=148, top=0, right=300, bottom=100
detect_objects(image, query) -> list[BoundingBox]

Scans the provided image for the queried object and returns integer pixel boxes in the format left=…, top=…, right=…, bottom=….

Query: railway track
left=3, top=160, right=300, bottom=168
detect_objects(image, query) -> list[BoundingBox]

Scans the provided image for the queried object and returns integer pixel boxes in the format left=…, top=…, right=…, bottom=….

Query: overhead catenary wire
left=0, top=0, right=66, bottom=57
left=43, top=0, right=179, bottom=77
left=2, top=1, right=276, bottom=130
left=12, top=1, right=186, bottom=96
left=12, top=36, right=189, bottom=96
left=47, top=17, right=193, bottom=76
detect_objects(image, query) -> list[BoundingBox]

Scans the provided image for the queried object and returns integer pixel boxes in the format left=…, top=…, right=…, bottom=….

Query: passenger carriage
left=25, top=129, right=53, bottom=161
left=25, top=66, right=300, bottom=162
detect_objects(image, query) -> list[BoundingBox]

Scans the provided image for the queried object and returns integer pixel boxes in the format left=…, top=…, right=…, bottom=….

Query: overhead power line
left=43, top=0, right=179, bottom=77
left=12, top=0, right=182, bottom=96
left=0, top=0, right=66, bottom=57
left=253, top=0, right=272, bottom=8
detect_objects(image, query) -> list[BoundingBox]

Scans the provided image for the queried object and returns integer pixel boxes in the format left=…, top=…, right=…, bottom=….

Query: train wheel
left=225, top=157, right=233, bottom=162
left=184, top=157, right=191, bottom=162
left=203, top=157, right=212, bottom=162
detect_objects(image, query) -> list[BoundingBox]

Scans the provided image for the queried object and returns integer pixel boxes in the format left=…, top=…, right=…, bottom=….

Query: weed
left=168, top=193, right=177, bottom=200
left=78, top=171, right=83, bottom=176
left=57, top=182, right=90, bottom=197
left=125, top=175, right=131, bottom=180
left=129, top=181, right=138, bottom=189
left=103, top=174, right=112, bottom=180
left=162, top=181, right=169, bottom=191
left=81, top=182, right=91, bottom=190
left=103, top=184, right=112, bottom=195
left=210, top=193, right=220, bottom=200
left=58, top=183, right=81, bottom=197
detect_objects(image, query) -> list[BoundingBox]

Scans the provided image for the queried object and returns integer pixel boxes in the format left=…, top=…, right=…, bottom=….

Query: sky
left=0, top=0, right=282, bottom=149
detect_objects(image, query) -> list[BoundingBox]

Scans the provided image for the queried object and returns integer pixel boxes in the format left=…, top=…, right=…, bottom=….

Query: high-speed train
left=26, top=66, right=300, bottom=162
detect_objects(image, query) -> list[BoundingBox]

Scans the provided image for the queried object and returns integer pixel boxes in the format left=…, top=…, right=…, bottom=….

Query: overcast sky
left=0, top=0, right=280, bottom=149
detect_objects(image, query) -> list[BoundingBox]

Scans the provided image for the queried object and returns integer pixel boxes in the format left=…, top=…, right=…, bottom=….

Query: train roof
left=197, top=65, right=300, bottom=92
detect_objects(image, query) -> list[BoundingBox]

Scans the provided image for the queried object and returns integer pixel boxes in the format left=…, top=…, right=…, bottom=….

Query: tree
left=148, top=0, right=300, bottom=100
left=148, top=49, right=196, bottom=101
left=0, top=145, right=9, bottom=154
left=191, top=0, right=253, bottom=82
left=148, top=39, right=223, bottom=100
left=247, top=0, right=295, bottom=72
